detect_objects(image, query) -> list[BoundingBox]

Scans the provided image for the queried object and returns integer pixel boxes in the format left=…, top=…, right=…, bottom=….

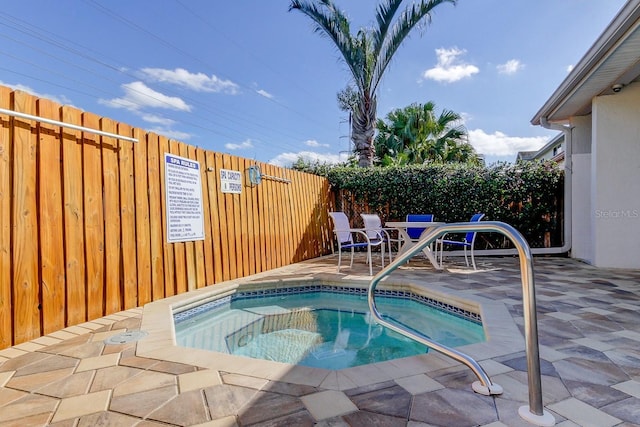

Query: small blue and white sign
left=164, top=153, right=205, bottom=243
left=220, top=168, right=242, bottom=194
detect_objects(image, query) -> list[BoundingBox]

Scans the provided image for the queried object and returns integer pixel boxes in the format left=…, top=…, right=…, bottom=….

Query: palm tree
left=374, top=102, right=479, bottom=165
left=289, top=0, right=457, bottom=167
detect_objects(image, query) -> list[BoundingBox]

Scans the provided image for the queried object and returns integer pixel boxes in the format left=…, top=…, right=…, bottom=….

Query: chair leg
left=463, top=246, right=469, bottom=267
left=367, top=247, right=373, bottom=276
left=349, top=247, right=355, bottom=269
left=471, top=246, right=477, bottom=270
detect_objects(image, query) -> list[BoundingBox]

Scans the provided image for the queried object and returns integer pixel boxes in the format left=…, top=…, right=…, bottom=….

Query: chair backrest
left=465, top=213, right=486, bottom=243
left=360, top=213, right=383, bottom=240
left=406, top=214, right=434, bottom=239
left=328, top=212, right=353, bottom=244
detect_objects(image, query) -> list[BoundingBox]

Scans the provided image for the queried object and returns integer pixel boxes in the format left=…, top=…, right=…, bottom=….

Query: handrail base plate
left=518, top=405, right=555, bottom=426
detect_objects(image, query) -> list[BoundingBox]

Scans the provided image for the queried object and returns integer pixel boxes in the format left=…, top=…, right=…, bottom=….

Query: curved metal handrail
left=368, top=221, right=554, bottom=426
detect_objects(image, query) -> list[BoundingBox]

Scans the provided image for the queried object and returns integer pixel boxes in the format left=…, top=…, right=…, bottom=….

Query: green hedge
left=327, top=162, right=564, bottom=249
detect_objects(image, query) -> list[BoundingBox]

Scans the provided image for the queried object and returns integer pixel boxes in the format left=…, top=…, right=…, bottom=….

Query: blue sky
left=0, top=0, right=627, bottom=166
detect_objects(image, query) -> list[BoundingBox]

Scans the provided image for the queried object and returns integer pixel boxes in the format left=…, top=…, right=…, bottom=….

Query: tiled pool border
left=173, top=285, right=482, bottom=325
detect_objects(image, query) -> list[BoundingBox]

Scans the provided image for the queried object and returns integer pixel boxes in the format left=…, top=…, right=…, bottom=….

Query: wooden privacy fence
left=0, top=87, right=334, bottom=349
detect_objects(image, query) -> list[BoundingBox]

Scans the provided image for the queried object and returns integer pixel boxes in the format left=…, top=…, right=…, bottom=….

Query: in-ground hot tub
left=137, top=273, right=523, bottom=388
left=172, top=284, right=485, bottom=369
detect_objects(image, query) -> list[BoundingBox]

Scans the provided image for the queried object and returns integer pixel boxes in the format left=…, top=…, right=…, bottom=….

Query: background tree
left=289, top=0, right=457, bottom=167
left=374, top=102, right=480, bottom=166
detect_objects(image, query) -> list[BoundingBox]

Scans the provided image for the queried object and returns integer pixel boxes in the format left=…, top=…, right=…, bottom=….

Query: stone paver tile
left=238, top=390, right=306, bottom=425
left=262, top=380, right=318, bottom=397
left=47, top=330, right=79, bottom=341
left=75, top=352, right=120, bottom=373
left=221, top=373, right=268, bottom=390
left=343, top=410, right=406, bottom=427
left=612, top=379, right=640, bottom=398
left=0, top=386, right=28, bottom=406
left=62, top=325, right=94, bottom=335
left=581, top=307, right=615, bottom=316
left=109, top=384, right=177, bottom=418
left=546, top=312, right=581, bottom=321
left=13, top=354, right=78, bottom=377
left=78, top=321, right=108, bottom=331
left=6, top=367, right=75, bottom=392
left=350, top=384, right=412, bottom=419
left=90, top=365, right=144, bottom=392
left=480, top=423, right=509, bottom=427
left=179, top=369, right=221, bottom=392
left=30, top=335, right=64, bottom=346
left=395, top=374, right=444, bottom=395
left=479, top=359, right=514, bottom=376
left=112, top=369, right=176, bottom=396
left=614, top=330, right=640, bottom=342
left=599, top=396, right=640, bottom=424
left=147, top=389, right=209, bottom=426
left=410, top=388, right=497, bottom=426
left=0, top=370, right=15, bottom=386
left=36, top=370, right=95, bottom=398
left=191, top=416, right=238, bottom=427
left=571, top=337, right=616, bottom=352
left=58, top=341, right=105, bottom=359
left=89, top=328, right=126, bottom=343
left=149, top=359, right=197, bottom=375
left=51, top=389, right=112, bottom=423
left=548, top=397, right=621, bottom=427
left=203, top=384, right=259, bottom=419
left=12, top=341, right=46, bottom=352
left=0, top=412, right=53, bottom=427
left=77, top=410, right=143, bottom=427
left=0, top=393, right=59, bottom=423
left=0, top=351, right=51, bottom=373
left=300, top=390, right=358, bottom=421
left=0, top=348, right=28, bottom=359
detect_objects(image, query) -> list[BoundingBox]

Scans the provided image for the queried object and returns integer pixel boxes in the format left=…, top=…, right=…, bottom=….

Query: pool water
left=174, top=290, right=484, bottom=369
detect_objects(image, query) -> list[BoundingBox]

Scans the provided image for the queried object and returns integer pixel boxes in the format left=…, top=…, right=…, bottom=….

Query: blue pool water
left=174, top=288, right=484, bottom=369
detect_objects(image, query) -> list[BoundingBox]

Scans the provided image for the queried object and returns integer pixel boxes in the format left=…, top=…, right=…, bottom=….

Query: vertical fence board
left=11, top=91, right=40, bottom=344
left=118, top=123, right=137, bottom=309
left=197, top=148, right=213, bottom=286
left=82, top=112, right=104, bottom=321
left=134, top=129, right=151, bottom=305
left=61, top=107, right=86, bottom=326
left=147, top=133, right=165, bottom=301
left=100, top=117, right=122, bottom=315
left=213, top=153, right=230, bottom=281
left=37, top=99, right=65, bottom=334
left=260, top=163, right=273, bottom=271
left=242, top=158, right=256, bottom=275
left=186, top=144, right=203, bottom=290
left=0, top=87, right=12, bottom=348
left=233, top=156, right=249, bottom=277
left=159, top=136, right=175, bottom=296
left=205, top=151, right=223, bottom=284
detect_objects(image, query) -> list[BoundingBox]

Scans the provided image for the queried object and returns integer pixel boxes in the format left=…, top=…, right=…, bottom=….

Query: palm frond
left=371, top=0, right=457, bottom=93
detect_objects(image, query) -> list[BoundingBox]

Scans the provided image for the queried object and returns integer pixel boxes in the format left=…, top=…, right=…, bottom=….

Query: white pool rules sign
left=165, top=153, right=205, bottom=243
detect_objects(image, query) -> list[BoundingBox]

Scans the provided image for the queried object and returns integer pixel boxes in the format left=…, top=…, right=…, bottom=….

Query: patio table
left=385, top=221, right=445, bottom=269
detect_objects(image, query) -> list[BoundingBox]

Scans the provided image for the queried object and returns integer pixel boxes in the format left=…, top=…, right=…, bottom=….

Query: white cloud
left=141, top=113, right=176, bottom=126
left=269, top=150, right=349, bottom=167
left=225, top=139, right=254, bottom=150
left=423, top=47, right=479, bottom=83
left=100, top=81, right=191, bottom=112
left=468, top=129, right=548, bottom=156
left=497, top=59, right=523, bottom=75
left=140, top=68, right=239, bottom=94
left=256, top=89, right=273, bottom=99
left=147, top=127, right=191, bottom=141
left=304, top=139, right=329, bottom=148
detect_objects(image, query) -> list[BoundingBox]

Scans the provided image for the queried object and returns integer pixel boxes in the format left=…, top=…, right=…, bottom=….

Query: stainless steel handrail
left=368, top=221, right=554, bottom=425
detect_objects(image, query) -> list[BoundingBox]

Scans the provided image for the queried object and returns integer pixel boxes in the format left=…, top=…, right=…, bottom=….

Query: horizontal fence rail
left=0, top=86, right=334, bottom=349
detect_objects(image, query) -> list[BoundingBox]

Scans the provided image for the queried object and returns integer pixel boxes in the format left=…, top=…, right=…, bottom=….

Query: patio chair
left=406, top=213, right=435, bottom=240
left=328, top=212, right=386, bottom=276
left=360, top=213, right=400, bottom=262
left=436, top=213, right=485, bottom=270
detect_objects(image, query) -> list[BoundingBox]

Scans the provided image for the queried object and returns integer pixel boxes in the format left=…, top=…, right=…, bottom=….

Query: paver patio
left=1, top=255, right=639, bottom=426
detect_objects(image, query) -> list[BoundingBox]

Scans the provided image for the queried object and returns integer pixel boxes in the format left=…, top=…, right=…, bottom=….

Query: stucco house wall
left=590, top=82, right=640, bottom=268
